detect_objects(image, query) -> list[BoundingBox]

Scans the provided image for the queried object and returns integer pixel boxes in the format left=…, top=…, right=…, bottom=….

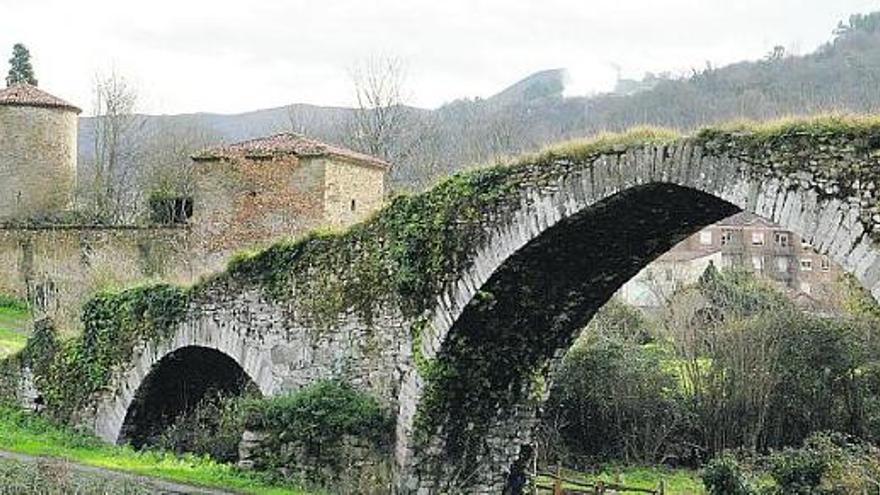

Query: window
left=751, top=232, right=765, bottom=246
left=776, top=256, right=790, bottom=273
left=801, top=239, right=812, bottom=249
left=721, top=230, right=734, bottom=246
left=699, top=231, right=713, bottom=245
left=350, top=199, right=357, bottom=212
left=774, top=231, right=790, bottom=248
left=820, top=256, right=831, bottom=272
left=751, top=255, right=763, bottom=271
left=148, top=195, right=194, bottom=224
left=664, top=268, right=673, bottom=282
left=800, top=258, right=813, bottom=271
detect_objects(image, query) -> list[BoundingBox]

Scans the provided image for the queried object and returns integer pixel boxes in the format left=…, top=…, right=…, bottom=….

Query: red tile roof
left=716, top=211, right=778, bottom=228
left=193, top=133, right=389, bottom=169
left=0, top=83, right=81, bottom=113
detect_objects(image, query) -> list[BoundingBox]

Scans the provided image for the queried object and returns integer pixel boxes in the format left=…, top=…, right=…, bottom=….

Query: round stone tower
left=0, top=83, right=80, bottom=220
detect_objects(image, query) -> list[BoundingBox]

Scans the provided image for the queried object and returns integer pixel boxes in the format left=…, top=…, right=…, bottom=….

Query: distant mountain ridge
left=77, top=11, right=880, bottom=190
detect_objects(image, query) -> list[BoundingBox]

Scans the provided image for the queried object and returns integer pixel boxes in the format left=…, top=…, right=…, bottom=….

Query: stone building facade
left=0, top=87, right=389, bottom=331
left=0, top=84, right=79, bottom=220
left=620, top=211, right=844, bottom=310
left=190, top=133, right=388, bottom=271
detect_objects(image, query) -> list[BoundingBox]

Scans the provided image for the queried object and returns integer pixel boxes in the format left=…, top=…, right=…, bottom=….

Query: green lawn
left=537, top=465, right=705, bottom=494
left=0, top=405, right=312, bottom=494
left=0, top=303, right=30, bottom=359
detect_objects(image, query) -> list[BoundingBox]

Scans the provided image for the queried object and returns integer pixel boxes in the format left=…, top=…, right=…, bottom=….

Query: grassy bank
left=0, top=327, right=26, bottom=360
left=0, top=405, right=311, bottom=494
left=0, top=298, right=29, bottom=359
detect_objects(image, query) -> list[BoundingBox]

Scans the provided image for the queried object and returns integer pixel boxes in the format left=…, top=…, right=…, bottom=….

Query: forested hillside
left=77, top=12, right=880, bottom=205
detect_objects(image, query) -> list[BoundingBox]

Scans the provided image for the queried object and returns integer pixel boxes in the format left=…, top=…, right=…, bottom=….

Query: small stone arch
left=89, top=317, right=276, bottom=444
left=119, top=345, right=262, bottom=448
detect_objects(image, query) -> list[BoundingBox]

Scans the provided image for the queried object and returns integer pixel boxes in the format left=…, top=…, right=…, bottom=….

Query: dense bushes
left=240, top=380, right=393, bottom=491
left=702, top=453, right=750, bottom=495
left=540, top=300, right=692, bottom=466
left=242, top=380, right=392, bottom=457
left=541, top=268, right=880, bottom=473
left=154, top=389, right=255, bottom=463
left=131, top=380, right=392, bottom=492
left=702, top=432, right=880, bottom=494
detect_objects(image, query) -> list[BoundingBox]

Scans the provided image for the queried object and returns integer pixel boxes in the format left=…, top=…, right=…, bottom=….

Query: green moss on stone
left=28, top=284, right=189, bottom=420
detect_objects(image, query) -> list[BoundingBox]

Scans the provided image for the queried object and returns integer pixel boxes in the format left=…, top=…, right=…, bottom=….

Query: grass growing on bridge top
left=520, top=126, right=680, bottom=164
left=695, top=113, right=880, bottom=143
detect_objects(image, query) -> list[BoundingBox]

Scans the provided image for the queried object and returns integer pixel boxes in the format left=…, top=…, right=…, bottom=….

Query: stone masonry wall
left=0, top=226, right=192, bottom=332
left=323, top=158, right=386, bottom=227
left=21, top=121, right=880, bottom=494
left=85, top=280, right=411, bottom=445
left=398, top=130, right=880, bottom=493
left=190, top=154, right=327, bottom=274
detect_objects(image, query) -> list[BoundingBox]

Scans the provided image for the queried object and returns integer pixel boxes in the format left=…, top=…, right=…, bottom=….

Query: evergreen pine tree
left=6, top=43, right=37, bottom=87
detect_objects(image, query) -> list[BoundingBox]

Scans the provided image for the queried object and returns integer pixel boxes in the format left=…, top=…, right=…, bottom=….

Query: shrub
left=242, top=380, right=391, bottom=449
left=154, top=389, right=254, bottom=463
left=702, top=453, right=752, bottom=495
left=800, top=432, right=880, bottom=494
left=0, top=294, right=28, bottom=313
left=241, top=380, right=393, bottom=488
left=768, top=447, right=827, bottom=494
left=540, top=300, right=691, bottom=466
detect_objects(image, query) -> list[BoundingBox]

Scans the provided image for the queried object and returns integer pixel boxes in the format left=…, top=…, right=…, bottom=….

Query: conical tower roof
left=0, top=83, right=80, bottom=113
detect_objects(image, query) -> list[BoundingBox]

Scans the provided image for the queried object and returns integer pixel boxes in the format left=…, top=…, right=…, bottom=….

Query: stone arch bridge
left=18, top=120, right=880, bottom=493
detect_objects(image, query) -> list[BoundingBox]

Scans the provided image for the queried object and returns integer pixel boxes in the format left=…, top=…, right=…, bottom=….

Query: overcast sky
left=1, top=0, right=877, bottom=115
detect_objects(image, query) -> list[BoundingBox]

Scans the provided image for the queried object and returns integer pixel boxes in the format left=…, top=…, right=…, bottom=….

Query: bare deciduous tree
left=140, top=120, right=219, bottom=200
left=83, top=69, right=144, bottom=222
left=348, top=55, right=412, bottom=164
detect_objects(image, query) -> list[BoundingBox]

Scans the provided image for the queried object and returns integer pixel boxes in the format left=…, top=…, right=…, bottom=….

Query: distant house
left=190, top=132, right=389, bottom=268
left=619, top=212, right=841, bottom=310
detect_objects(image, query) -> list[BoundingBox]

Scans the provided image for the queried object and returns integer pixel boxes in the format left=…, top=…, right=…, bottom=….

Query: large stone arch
left=87, top=303, right=277, bottom=444
left=397, top=137, right=880, bottom=493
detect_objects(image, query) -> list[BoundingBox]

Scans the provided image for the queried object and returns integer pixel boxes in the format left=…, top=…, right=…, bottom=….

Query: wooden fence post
left=553, top=466, right=562, bottom=495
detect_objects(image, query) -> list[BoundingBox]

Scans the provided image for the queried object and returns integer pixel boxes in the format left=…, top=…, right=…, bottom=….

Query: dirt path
left=0, top=450, right=242, bottom=494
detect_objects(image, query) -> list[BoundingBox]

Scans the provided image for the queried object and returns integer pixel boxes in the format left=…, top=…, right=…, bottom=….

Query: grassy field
left=537, top=465, right=705, bottom=494
left=0, top=405, right=312, bottom=494
left=0, top=299, right=30, bottom=359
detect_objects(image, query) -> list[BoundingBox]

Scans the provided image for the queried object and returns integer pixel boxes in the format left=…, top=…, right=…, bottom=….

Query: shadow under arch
left=410, top=182, right=741, bottom=491
left=118, top=345, right=261, bottom=449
